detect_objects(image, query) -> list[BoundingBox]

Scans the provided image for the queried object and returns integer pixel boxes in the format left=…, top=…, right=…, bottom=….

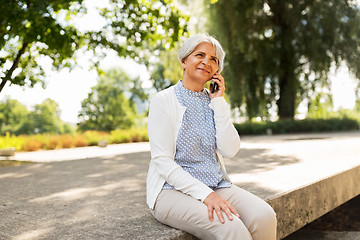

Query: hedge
left=0, top=128, right=149, bottom=152
left=234, top=118, right=360, bottom=135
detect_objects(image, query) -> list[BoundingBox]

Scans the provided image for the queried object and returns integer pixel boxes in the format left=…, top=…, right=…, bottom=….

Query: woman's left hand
left=209, top=72, right=225, bottom=100
left=203, top=192, right=240, bottom=223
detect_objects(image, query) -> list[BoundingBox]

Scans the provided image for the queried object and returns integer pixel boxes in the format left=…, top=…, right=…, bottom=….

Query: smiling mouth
left=197, top=68, right=210, bottom=73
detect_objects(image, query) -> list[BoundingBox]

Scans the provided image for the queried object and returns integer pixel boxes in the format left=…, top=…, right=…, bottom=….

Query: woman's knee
left=212, top=216, right=252, bottom=240
left=249, top=202, right=277, bottom=240
left=262, top=203, right=277, bottom=227
left=252, top=199, right=276, bottom=221
left=257, top=202, right=276, bottom=227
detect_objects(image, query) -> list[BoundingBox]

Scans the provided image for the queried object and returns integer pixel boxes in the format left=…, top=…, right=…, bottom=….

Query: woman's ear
left=181, top=58, right=187, bottom=71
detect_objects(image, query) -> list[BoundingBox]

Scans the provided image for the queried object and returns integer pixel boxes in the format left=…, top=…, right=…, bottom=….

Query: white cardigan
left=146, top=85, right=241, bottom=209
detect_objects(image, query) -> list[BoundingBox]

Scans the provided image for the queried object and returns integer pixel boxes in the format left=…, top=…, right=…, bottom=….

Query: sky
left=0, top=0, right=358, bottom=123
left=329, top=64, right=357, bottom=110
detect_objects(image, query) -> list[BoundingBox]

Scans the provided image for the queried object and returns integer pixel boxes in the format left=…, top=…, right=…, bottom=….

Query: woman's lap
left=151, top=185, right=276, bottom=240
left=216, top=185, right=277, bottom=240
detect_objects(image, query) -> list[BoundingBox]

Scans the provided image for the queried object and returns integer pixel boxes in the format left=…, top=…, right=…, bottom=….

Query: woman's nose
left=202, top=58, right=210, bottom=66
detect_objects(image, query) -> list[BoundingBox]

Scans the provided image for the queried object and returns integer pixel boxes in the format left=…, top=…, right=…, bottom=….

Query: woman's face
left=181, top=42, right=219, bottom=84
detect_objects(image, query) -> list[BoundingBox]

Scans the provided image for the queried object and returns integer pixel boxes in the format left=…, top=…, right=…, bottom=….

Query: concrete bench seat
left=144, top=131, right=360, bottom=240
left=0, top=132, right=359, bottom=239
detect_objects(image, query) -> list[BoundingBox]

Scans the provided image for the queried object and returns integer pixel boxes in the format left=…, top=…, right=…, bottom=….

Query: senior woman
left=146, top=33, right=277, bottom=240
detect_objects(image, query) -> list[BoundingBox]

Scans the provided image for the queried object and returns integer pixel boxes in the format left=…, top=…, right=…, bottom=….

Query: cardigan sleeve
left=209, top=97, right=241, bottom=158
left=148, top=93, right=214, bottom=202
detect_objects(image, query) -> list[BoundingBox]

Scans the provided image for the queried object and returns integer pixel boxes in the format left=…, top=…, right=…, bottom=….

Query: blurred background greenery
left=1, top=0, right=360, bottom=151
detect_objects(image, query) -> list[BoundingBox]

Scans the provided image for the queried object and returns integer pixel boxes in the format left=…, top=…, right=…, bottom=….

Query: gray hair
left=177, top=33, right=225, bottom=72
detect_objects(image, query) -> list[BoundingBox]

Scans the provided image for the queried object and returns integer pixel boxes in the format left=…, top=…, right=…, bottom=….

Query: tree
left=355, top=89, right=360, bottom=113
left=0, top=0, right=187, bottom=93
left=33, top=98, right=64, bottom=133
left=208, top=0, right=360, bottom=119
left=0, top=97, right=74, bottom=135
left=31, top=99, right=63, bottom=134
left=78, top=68, right=137, bottom=131
left=15, top=98, right=64, bottom=134
left=0, top=97, right=29, bottom=134
left=306, top=92, right=333, bottom=119
left=150, top=46, right=183, bottom=91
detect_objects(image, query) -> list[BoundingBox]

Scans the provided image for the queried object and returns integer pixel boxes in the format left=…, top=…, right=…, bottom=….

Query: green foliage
left=312, top=107, right=360, bottom=123
left=0, top=97, right=73, bottom=135
left=0, top=0, right=84, bottom=91
left=31, top=98, right=63, bottom=133
left=15, top=98, right=64, bottom=134
left=78, top=67, right=138, bottom=131
left=0, top=0, right=187, bottom=92
left=234, top=118, right=359, bottom=136
left=0, top=97, right=29, bottom=134
left=149, top=0, right=210, bottom=92
left=88, top=0, right=188, bottom=64
left=306, top=92, right=334, bottom=119
left=355, top=98, right=360, bottom=112
left=83, top=130, right=109, bottom=146
left=109, top=129, right=132, bottom=143
left=207, top=0, right=360, bottom=119
left=0, top=132, right=25, bottom=150
left=63, top=123, right=76, bottom=134
left=150, top=45, right=183, bottom=91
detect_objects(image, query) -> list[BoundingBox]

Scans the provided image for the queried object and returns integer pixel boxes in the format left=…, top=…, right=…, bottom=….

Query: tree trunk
left=277, top=73, right=296, bottom=119
left=273, top=1, right=297, bottom=120
left=0, top=42, right=29, bottom=93
left=277, top=40, right=297, bottom=119
left=0, top=79, right=8, bottom=93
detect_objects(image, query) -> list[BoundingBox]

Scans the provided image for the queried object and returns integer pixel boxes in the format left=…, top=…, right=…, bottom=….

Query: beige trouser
left=150, top=185, right=277, bottom=240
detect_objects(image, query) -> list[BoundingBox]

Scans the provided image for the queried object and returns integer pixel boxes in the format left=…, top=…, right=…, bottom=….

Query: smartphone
left=210, top=81, right=218, bottom=93
left=210, top=70, right=220, bottom=93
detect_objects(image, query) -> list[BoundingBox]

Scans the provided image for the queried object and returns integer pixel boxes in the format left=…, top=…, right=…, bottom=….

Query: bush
left=234, top=117, right=359, bottom=135
left=45, top=135, right=61, bottom=150
left=0, top=132, right=25, bottom=150
left=128, top=128, right=148, bottom=142
left=59, top=134, right=76, bottom=148
left=83, top=130, right=109, bottom=146
left=109, top=129, right=131, bottom=143
left=21, top=136, right=43, bottom=151
left=109, top=128, right=148, bottom=144
left=74, top=134, right=88, bottom=147
left=0, top=128, right=149, bottom=152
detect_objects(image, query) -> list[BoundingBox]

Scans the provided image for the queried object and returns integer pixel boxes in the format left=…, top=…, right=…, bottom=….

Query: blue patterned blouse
left=163, top=81, right=231, bottom=190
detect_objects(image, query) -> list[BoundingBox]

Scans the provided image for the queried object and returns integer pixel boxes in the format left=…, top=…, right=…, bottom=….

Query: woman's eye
left=196, top=53, right=203, bottom=57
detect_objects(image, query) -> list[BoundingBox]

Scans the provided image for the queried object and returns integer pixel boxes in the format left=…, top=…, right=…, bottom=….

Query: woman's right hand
left=209, top=72, right=225, bottom=100
left=203, top=192, right=240, bottom=223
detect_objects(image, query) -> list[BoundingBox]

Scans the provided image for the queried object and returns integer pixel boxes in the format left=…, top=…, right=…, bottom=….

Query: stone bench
left=0, top=148, right=16, bottom=157
left=141, top=165, right=360, bottom=240
left=139, top=132, right=360, bottom=239
left=268, top=165, right=360, bottom=239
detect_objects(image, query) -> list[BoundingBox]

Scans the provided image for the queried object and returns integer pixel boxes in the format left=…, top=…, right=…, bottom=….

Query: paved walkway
left=1, top=131, right=360, bottom=239
left=5, top=142, right=150, bottom=162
